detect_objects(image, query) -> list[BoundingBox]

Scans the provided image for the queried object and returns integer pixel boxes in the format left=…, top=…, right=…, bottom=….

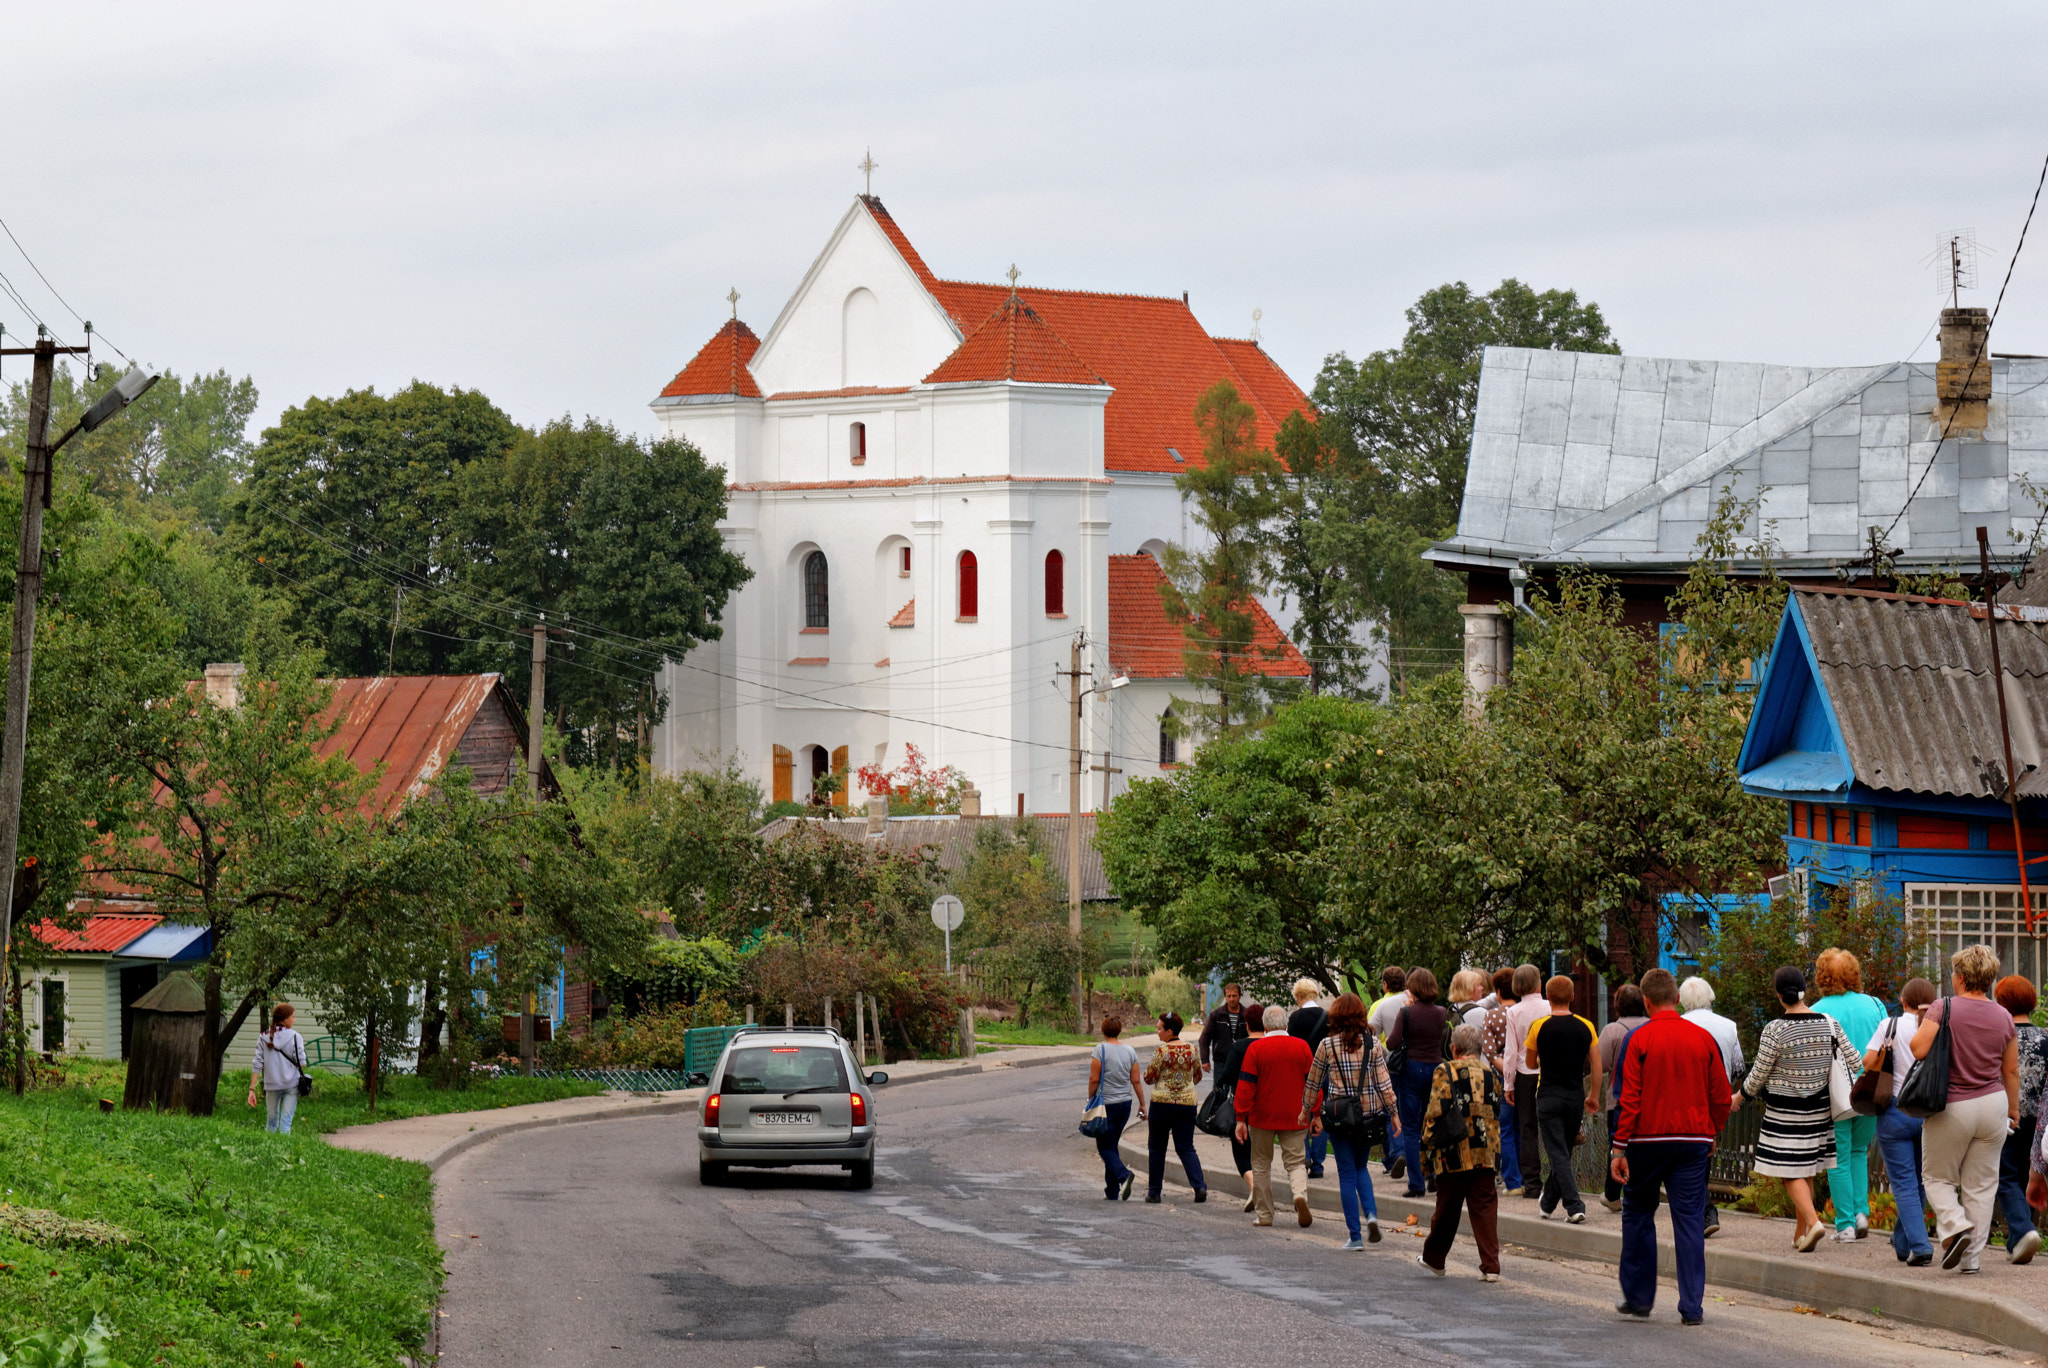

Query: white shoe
left=1366, top=1217, right=1381, bottom=1244
left=1243, top=1193, right=1257, bottom=1213
left=1416, top=1254, right=1444, bottom=1277
left=1830, top=1227, right=1857, bottom=1242
left=1480, top=1271, right=1500, bottom=1282
left=2012, top=1230, right=2042, bottom=1265
left=1854, top=1213, right=1870, bottom=1239
left=1567, top=1211, right=1586, bottom=1225
left=1341, top=1237, right=1365, bottom=1251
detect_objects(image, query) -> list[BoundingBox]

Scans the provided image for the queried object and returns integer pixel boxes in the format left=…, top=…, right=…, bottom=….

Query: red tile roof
left=33, top=911, right=161, bottom=953
left=1106, top=554, right=1311, bottom=680
left=1214, top=338, right=1314, bottom=443
left=924, top=295, right=1104, bottom=386
left=860, top=196, right=946, bottom=298
left=890, top=599, right=915, bottom=627
left=321, top=675, right=522, bottom=815
left=659, top=318, right=763, bottom=399
left=932, top=280, right=1310, bottom=475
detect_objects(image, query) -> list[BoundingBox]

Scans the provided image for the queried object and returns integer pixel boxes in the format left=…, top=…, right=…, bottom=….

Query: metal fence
left=527, top=1066, right=693, bottom=1093
left=1564, top=1101, right=1892, bottom=1197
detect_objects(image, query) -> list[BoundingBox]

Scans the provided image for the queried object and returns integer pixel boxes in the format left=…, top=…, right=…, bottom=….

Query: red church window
left=1045, top=549, right=1065, bottom=616
left=850, top=422, right=867, bottom=466
left=958, top=551, right=979, bottom=621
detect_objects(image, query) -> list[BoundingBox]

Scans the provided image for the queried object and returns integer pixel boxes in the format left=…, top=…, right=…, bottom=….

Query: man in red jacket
left=1610, top=967, right=1732, bottom=1326
left=1235, top=1004, right=1316, bottom=1227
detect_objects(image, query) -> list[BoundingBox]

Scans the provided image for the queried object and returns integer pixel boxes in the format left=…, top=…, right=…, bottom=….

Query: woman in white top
left=247, top=1001, right=308, bottom=1135
left=1865, top=977, right=1937, bottom=1264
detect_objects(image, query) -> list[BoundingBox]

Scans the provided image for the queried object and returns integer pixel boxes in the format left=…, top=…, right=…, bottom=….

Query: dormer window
left=1044, top=549, right=1065, bottom=617
left=957, top=551, right=979, bottom=621
left=850, top=422, right=867, bottom=466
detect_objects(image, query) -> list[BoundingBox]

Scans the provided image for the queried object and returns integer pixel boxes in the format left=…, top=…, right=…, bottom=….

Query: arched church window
left=1044, top=549, right=1065, bottom=616
left=850, top=422, right=867, bottom=466
left=957, top=551, right=979, bottom=621
left=803, top=551, right=830, bottom=630
left=1159, top=709, right=1178, bottom=767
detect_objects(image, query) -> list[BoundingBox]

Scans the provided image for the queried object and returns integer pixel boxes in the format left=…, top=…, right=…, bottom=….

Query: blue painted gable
left=1737, top=596, right=1853, bottom=798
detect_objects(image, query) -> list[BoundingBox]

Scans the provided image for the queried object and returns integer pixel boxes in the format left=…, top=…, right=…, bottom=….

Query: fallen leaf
left=1404, top=1214, right=1419, bottom=1226
left=1792, top=1304, right=1821, bottom=1316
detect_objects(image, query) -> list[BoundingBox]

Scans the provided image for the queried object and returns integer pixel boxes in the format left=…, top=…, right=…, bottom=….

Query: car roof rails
left=734, top=1025, right=843, bottom=1038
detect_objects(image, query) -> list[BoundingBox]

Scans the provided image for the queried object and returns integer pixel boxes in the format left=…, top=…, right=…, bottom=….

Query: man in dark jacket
left=1199, top=982, right=1250, bottom=1066
left=1611, top=967, right=1732, bottom=1327
left=1211, top=1002, right=1262, bottom=1210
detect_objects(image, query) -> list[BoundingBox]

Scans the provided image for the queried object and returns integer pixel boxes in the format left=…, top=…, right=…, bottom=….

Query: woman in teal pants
left=1812, top=948, right=1887, bottom=1240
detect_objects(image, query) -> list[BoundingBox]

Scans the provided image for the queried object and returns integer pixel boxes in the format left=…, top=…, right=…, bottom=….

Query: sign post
left=930, top=894, right=965, bottom=973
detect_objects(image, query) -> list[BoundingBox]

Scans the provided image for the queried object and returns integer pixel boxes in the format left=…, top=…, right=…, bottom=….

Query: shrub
left=1143, top=968, right=1201, bottom=1021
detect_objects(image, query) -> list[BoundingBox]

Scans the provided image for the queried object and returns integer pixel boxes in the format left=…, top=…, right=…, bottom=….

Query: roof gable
left=659, top=318, right=763, bottom=399
left=1736, top=595, right=1853, bottom=797
left=1106, top=553, right=1310, bottom=680
left=924, top=296, right=1105, bottom=386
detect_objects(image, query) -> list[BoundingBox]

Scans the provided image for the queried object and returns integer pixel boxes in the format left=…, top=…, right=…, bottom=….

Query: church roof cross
left=859, top=149, right=878, bottom=196
left=727, top=287, right=740, bottom=319
left=1005, top=263, right=1020, bottom=298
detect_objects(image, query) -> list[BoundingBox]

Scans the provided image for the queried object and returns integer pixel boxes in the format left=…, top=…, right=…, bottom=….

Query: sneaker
left=1615, top=1302, right=1652, bottom=1320
left=1943, top=1231, right=1970, bottom=1269
left=1143, top=1193, right=1161, bottom=1204
left=1366, top=1217, right=1382, bottom=1244
left=1341, top=1237, right=1365, bottom=1251
left=1830, top=1227, right=1857, bottom=1242
left=1600, top=1196, right=1623, bottom=1213
left=2012, top=1230, right=2043, bottom=1265
left=1416, top=1255, right=1445, bottom=1277
left=1254, top=1218, right=1273, bottom=1227
left=1243, top=1193, right=1257, bottom=1213
left=1307, top=1168, right=1326, bottom=1179
left=1120, top=1174, right=1135, bottom=1201
left=1855, top=1212, right=1870, bottom=1239
left=1907, top=1251, right=1933, bottom=1267
left=1961, top=1260, right=1982, bottom=1275
left=1704, top=1217, right=1720, bottom=1238
left=1567, top=1211, right=1586, bottom=1225
left=1295, top=1196, right=1313, bottom=1228
left=1480, top=1271, right=1500, bottom=1282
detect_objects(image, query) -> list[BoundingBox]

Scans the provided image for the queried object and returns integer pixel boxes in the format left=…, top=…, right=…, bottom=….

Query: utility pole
left=0, top=338, right=149, bottom=1093
left=521, top=618, right=546, bottom=1074
left=1061, top=635, right=1087, bottom=1030
left=1091, top=749, right=1122, bottom=811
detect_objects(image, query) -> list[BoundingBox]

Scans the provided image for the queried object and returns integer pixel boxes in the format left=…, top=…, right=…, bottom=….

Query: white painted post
left=785, top=1003, right=794, bottom=1029
left=855, top=992, right=868, bottom=1064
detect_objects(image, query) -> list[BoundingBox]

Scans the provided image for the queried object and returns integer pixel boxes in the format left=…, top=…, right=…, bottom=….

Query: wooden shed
left=122, top=970, right=210, bottom=1115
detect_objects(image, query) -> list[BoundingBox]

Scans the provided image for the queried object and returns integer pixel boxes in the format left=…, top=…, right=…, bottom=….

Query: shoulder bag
left=294, top=1033, right=314, bottom=1099
left=1895, top=1001, right=1952, bottom=1119
left=1850, top=1015, right=1898, bottom=1116
left=1382, top=1006, right=1409, bottom=1078
left=1428, top=1066, right=1470, bottom=1150
left=1319, top=1044, right=1369, bottom=1136
left=1196, top=1079, right=1237, bottom=1137
left=1079, top=1045, right=1113, bottom=1137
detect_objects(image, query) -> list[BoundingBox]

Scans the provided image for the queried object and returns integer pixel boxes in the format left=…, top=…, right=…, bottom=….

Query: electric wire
left=0, top=215, right=124, bottom=361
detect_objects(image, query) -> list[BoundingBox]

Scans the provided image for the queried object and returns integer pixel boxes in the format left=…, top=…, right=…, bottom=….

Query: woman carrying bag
left=1907, top=945, right=2020, bottom=1273
left=1740, top=967, right=1861, bottom=1252
left=1296, top=993, right=1399, bottom=1250
left=1086, top=1016, right=1145, bottom=1201
left=247, top=1001, right=309, bottom=1135
left=1811, top=949, right=1887, bottom=1241
left=1862, top=978, right=1938, bottom=1265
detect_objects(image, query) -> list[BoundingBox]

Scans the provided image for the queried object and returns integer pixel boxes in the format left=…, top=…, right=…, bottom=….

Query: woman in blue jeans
left=1087, top=1015, right=1146, bottom=1200
left=1385, top=968, right=1452, bottom=1198
left=1298, top=993, right=1402, bottom=1248
left=1866, top=978, right=1937, bottom=1264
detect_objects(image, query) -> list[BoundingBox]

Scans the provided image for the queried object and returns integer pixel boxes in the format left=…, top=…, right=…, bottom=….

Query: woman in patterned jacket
left=1417, top=1023, right=1507, bottom=1281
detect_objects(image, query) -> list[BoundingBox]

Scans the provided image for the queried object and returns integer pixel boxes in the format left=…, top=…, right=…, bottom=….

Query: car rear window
left=720, top=1045, right=847, bottom=1095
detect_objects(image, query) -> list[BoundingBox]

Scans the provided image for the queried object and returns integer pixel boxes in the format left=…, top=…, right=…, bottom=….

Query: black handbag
left=294, top=1036, right=314, bottom=1099
left=1382, top=1006, right=1408, bottom=1078
left=1895, top=1002, right=1951, bottom=1119
left=1850, top=1013, right=1897, bottom=1117
left=1320, top=1091, right=1367, bottom=1134
left=1429, top=1069, right=1470, bottom=1149
left=1196, top=1083, right=1236, bottom=1138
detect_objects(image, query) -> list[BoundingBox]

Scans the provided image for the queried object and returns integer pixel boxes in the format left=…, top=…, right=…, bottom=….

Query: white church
left=648, top=193, right=1310, bottom=815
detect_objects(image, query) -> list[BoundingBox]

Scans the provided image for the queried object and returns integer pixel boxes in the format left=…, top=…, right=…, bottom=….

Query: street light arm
left=43, top=419, right=85, bottom=457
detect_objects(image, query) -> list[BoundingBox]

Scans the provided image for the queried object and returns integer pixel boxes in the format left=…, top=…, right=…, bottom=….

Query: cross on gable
left=1005, top=263, right=1020, bottom=296
left=859, top=149, right=878, bottom=195
left=727, top=287, right=740, bottom=318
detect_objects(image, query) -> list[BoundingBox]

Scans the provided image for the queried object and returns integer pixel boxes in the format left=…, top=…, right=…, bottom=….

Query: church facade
left=647, top=195, right=1309, bottom=814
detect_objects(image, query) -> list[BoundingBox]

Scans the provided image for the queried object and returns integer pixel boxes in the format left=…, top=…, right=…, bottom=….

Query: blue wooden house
left=1736, top=582, right=2048, bottom=980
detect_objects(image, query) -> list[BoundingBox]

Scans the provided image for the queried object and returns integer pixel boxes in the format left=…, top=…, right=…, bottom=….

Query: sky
left=3, top=2, right=2047, bottom=438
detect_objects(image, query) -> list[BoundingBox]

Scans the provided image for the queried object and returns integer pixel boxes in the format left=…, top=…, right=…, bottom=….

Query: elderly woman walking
left=1298, top=992, right=1400, bottom=1249
left=1911, top=945, right=2021, bottom=1273
left=1417, top=1024, right=1506, bottom=1281
left=1742, top=966, right=1861, bottom=1252
left=1810, top=948, right=1887, bottom=1241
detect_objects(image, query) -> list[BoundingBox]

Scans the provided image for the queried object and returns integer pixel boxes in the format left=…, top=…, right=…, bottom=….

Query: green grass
left=0, top=1063, right=608, bottom=1364
left=974, top=1021, right=1098, bottom=1048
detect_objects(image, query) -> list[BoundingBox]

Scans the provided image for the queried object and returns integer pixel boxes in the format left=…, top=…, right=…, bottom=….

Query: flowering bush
left=855, top=743, right=971, bottom=815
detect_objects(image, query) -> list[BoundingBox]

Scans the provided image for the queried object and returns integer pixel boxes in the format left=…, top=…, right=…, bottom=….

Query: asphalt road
left=434, top=1065, right=2016, bottom=1368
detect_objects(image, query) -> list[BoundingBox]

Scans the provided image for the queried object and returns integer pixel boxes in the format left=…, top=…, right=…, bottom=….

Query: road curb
left=1118, top=1135, right=2048, bottom=1354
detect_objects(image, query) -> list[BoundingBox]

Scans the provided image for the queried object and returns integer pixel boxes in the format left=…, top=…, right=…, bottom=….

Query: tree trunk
left=195, top=961, right=224, bottom=1117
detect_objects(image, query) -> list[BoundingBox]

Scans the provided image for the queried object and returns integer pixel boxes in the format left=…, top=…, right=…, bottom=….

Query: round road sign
left=930, top=894, right=965, bottom=932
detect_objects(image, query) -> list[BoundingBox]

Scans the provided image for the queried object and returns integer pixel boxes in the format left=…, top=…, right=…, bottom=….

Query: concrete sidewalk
left=1120, top=1108, right=2048, bottom=1355
left=327, top=1043, right=1094, bottom=1172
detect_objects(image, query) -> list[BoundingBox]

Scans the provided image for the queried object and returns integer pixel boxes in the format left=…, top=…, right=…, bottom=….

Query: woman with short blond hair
left=1910, top=944, right=2021, bottom=1273
left=1811, top=948, right=1886, bottom=1241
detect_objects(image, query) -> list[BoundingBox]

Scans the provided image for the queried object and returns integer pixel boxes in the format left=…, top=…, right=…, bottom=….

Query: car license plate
left=755, top=1111, right=814, bottom=1126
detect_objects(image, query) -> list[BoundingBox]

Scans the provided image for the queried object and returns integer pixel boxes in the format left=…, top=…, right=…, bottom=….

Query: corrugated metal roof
left=1797, top=586, right=2048, bottom=799
left=32, top=912, right=161, bottom=953
left=324, top=675, right=506, bottom=814
left=753, top=814, right=1112, bottom=901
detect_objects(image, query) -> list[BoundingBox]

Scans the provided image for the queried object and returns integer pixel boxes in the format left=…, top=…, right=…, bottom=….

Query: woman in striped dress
left=1743, top=966, right=1862, bottom=1252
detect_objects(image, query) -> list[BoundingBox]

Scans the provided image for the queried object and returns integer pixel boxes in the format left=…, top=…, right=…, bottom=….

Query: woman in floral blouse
left=1298, top=992, right=1400, bottom=1249
left=1419, top=1023, right=1507, bottom=1280
left=1143, top=1012, right=1207, bottom=1203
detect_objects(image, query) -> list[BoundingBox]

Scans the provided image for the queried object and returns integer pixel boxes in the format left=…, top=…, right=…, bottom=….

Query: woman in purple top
left=1386, top=968, right=1453, bottom=1199
left=1909, top=944, right=2021, bottom=1274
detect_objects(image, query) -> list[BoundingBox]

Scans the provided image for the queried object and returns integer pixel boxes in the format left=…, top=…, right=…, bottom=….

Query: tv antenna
left=1930, top=229, right=1981, bottom=306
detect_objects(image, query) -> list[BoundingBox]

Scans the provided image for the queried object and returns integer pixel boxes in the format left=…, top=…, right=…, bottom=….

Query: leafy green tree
left=953, top=819, right=1082, bottom=1027
left=1160, top=380, right=1289, bottom=736
left=1269, top=412, right=1366, bottom=696
left=566, top=761, right=763, bottom=936
left=1702, top=884, right=1928, bottom=1054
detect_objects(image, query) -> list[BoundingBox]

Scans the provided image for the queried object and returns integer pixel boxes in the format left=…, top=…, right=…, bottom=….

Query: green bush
left=541, top=996, right=742, bottom=1071
left=1143, top=967, right=1201, bottom=1022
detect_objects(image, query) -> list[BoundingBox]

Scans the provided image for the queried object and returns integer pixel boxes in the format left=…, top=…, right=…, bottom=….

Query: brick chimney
left=203, top=662, right=245, bottom=709
left=1937, top=305, right=1991, bottom=434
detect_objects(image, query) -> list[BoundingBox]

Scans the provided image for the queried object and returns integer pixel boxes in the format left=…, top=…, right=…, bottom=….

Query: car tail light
left=850, top=1091, right=867, bottom=1126
left=706, top=1093, right=721, bottom=1127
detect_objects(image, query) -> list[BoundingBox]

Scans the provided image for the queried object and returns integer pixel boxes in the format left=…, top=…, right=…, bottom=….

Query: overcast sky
left=4, top=2, right=2046, bottom=437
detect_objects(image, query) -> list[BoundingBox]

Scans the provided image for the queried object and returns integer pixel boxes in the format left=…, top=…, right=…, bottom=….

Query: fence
left=1565, top=1099, right=1893, bottom=1197
left=527, top=1066, right=692, bottom=1093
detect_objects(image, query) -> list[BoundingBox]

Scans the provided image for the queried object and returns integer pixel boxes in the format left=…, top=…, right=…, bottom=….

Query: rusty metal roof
left=321, top=674, right=550, bottom=814
left=753, top=814, right=1112, bottom=900
left=1796, top=585, right=2048, bottom=800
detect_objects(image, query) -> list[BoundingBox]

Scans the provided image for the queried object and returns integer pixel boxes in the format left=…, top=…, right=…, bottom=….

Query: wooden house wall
left=452, top=691, right=523, bottom=796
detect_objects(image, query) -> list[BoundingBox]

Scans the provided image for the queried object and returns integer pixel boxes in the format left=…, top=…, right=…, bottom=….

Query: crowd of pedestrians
left=1086, top=940, right=2048, bottom=1324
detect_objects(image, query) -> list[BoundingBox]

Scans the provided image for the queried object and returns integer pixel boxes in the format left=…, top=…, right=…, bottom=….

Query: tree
left=566, top=761, right=763, bottom=937
left=1159, top=380, right=1288, bottom=736
left=1702, top=884, right=1929, bottom=1053
left=1268, top=413, right=1367, bottom=696
left=953, top=819, right=1081, bottom=1026
left=1097, top=694, right=1386, bottom=999
left=855, top=742, right=970, bottom=815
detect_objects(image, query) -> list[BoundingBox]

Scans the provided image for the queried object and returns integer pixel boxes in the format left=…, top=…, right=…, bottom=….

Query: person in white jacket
left=246, top=1002, right=308, bottom=1134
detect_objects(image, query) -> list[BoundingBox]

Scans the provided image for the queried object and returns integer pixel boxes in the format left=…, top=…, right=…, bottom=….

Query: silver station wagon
left=695, top=1028, right=887, bottom=1188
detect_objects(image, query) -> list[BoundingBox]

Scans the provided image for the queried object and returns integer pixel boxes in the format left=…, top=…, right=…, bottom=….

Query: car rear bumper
left=699, top=1129, right=874, bottom=1165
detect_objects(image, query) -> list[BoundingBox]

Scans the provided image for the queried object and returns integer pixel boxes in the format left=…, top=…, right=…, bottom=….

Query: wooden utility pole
left=1061, top=635, right=1088, bottom=1030
left=1091, top=749, right=1122, bottom=811
left=521, top=619, right=546, bottom=1074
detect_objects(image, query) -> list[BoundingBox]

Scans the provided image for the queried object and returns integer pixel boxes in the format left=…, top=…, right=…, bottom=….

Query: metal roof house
left=1736, top=582, right=2048, bottom=980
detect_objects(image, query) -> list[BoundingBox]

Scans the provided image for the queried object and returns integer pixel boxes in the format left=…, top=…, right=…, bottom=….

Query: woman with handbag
left=1385, top=968, right=1452, bottom=1199
left=1086, top=1016, right=1146, bottom=1200
left=1865, top=978, right=1937, bottom=1265
left=1296, top=993, right=1399, bottom=1250
left=1741, top=967, right=1861, bottom=1253
left=1417, top=1024, right=1505, bottom=1280
left=1908, top=945, right=2020, bottom=1273
left=1143, top=1011, right=1207, bottom=1204
left=247, top=1001, right=309, bottom=1135
left=1209, top=1005, right=1263, bottom=1209
left=1811, top=948, right=1887, bottom=1242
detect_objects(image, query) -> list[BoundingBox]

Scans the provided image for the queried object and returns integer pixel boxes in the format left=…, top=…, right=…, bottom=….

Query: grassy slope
left=0, top=1066, right=605, bottom=1364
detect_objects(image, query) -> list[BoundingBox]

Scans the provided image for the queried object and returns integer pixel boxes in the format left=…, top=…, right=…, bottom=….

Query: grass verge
left=974, top=1021, right=1097, bottom=1048
left=0, top=1063, right=607, bottom=1363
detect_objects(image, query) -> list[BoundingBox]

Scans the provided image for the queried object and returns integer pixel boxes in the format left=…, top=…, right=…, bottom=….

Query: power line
left=1883, top=148, right=2048, bottom=550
